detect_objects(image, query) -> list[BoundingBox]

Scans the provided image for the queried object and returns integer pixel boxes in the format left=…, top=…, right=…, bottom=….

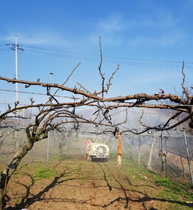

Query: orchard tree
left=0, top=43, right=193, bottom=209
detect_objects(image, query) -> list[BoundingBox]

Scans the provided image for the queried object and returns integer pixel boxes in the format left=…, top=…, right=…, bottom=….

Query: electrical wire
left=1, top=43, right=192, bottom=69
left=22, top=48, right=181, bottom=68
left=20, top=45, right=193, bottom=68
left=0, top=88, right=80, bottom=99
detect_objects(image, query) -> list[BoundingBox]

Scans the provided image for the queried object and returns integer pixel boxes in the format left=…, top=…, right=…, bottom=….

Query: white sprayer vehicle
left=85, top=142, right=110, bottom=161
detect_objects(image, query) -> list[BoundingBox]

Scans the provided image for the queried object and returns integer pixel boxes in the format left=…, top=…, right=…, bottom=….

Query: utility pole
left=6, top=35, right=24, bottom=116
left=15, top=35, right=19, bottom=116
left=46, top=73, right=53, bottom=169
left=49, top=73, right=53, bottom=92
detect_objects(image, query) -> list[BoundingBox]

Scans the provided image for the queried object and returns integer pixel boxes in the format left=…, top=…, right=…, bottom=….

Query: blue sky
left=0, top=0, right=193, bottom=112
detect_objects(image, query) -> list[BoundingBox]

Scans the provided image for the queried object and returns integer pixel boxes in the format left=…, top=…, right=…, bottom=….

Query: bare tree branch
left=98, top=36, right=105, bottom=97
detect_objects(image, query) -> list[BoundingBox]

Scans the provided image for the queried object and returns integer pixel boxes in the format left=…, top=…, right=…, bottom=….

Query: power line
left=22, top=48, right=185, bottom=68
left=1, top=43, right=193, bottom=69
left=0, top=88, right=80, bottom=99
left=20, top=44, right=193, bottom=65
left=20, top=45, right=192, bottom=64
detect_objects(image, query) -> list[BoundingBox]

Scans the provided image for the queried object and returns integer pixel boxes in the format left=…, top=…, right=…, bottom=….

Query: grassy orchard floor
left=1, top=155, right=193, bottom=210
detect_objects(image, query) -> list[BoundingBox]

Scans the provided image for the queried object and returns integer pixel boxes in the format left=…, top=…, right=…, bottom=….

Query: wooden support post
left=183, top=130, right=193, bottom=186
left=117, top=132, right=122, bottom=166
left=138, top=135, right=141, bottom=165
left=159, top=149, right=167, bottom=178
left=147, top=134, right=155, bottom=170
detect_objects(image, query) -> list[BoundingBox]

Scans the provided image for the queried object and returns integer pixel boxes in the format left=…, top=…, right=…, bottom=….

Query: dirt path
left=4, top=156, right=191, bottom=210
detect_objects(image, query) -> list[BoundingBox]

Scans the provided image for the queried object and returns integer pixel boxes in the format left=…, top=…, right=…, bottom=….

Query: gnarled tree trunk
left=0, top=137, right=35, bottom=209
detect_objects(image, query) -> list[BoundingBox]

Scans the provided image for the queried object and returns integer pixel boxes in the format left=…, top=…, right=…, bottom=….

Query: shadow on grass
left=4, top=160, right=193, bottom=210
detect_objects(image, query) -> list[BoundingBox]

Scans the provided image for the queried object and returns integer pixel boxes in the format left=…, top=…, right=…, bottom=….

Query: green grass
left=35, top=168, right=56, bottom=179
left=53, top=156, right=66, bottom=161
left=155, top=177, right=193, bottom=201
left=121, top=157, right=193, bottom=209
